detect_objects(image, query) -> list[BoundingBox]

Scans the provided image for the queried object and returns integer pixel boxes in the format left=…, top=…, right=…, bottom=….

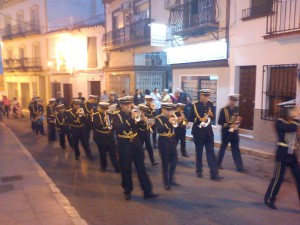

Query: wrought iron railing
left=266, top=0, right=300, bottom=35
left=242, top=2, right=273, bottom=20
left=3, top=58, right=42, bottom=71
left=2, top=20, right=40, bottom=40
left=102, top=18, right=151, bottom=50
left=168, top=0, right=219, bottom=36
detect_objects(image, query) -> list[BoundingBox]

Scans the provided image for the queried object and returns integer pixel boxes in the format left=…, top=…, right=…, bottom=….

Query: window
left=30, top=5, right=40, bottom=30
left=261, top=64, right=298, bottom=120
left=242, top=0, right=273, bottom=20
left=16, top=10, right=25, bottom=33
left=87, top=37, right=98, bottom=68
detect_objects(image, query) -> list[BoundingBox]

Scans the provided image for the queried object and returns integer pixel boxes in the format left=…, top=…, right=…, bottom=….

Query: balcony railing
left=266, top=0, right=300, bottom=36
left=102, top=18, right=151, bottom=51
left=242, top=2, right=273, bottom=20
left=3, top=58, right=42, bottom=72
left=2, top=20, right=40, bottom=40
left=168, top=0, right=219, bottom=37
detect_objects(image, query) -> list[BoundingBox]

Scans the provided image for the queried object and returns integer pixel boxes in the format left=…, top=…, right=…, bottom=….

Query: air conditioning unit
left=164, top=0, right=179, bottom=10
left=120, top=1, right=132, bottom=12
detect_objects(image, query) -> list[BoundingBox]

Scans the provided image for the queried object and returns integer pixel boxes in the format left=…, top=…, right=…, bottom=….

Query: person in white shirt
left=162, top=89, right=171, bottom=103
left=150, top=88, right=162, bottom=115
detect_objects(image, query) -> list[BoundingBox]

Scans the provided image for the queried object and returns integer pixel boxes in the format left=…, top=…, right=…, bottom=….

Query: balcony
left=168, top=0, right=219, bottom=38
left=3, top=58, right=42, bottom=72
left=2, top=20, right=40, bottom=40
left=265, top=0, right=300, bottom=38
left=242, top=2, right=273, bottom=21
left=102, top=18, right=151, bottom=51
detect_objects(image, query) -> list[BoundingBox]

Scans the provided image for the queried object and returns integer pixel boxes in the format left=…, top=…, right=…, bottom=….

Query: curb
left=1, top=123, right=88, bottom=225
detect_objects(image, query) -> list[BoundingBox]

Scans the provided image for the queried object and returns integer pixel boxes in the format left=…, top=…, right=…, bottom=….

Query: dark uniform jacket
left=218, top=106, right=239, bottom=133
left=275, top=118, right=299, bottom=162
left=46, top=104, right=56, bottom=124
left=155, top=114, right=174, bottom=137
left=92, top=111, right=113, bottom=141
left=188, top=100, right=214, bottom=138
left=55, top=111, right=70, bottom=132
left=145, top=103, right=155, bottom=118
left=66, top=109, right=86, bottom=128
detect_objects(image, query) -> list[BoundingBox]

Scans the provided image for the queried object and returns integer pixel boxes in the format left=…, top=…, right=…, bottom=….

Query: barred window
left=261, top=64, right=298, bottom=120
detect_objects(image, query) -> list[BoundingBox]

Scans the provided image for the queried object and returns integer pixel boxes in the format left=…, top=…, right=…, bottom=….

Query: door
left=21, top=83, right=30, bottom=108
left=63, top=83, right=73, bottom=107
left=51, top=82, right=61, bottom=98
left=109, top=74, right=130, bottom=96
left=239, top=66, right=256, bottom=130
left=90, top=81, right=101, bottom=97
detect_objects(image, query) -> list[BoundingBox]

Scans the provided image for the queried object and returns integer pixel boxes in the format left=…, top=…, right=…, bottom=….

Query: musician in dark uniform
left=113, top=96, right=158, bottom=200
left=108, top=92, right=119, bottom=105
left=46, top=98, right=57, bottom=143
left=28, top=97, right=36, bottom=133
left=55, top=92, right=65, bottom=105
left=137, top=104, right=158, bottom=166
left=264, top=100, right=300, bottom=210
left=83, top=95, right=98, bottom=142
left=174, top=103, right=189, bottom=157
left=216, top=94, right=245, bottom=172
left=66, top=99, right=95, bottom=161
left=145, top=95, right=158, bottom=148
left=77, top=92, right=85, bottom=102
left=155, top=103, right=178, bottom=190
left=188, top=89, right=222, bottom=181
left=55, top=104, right=74, bottom=150
left=92, top=102, right=120, bottom=172
left=32, top=98, right=46, bottom=136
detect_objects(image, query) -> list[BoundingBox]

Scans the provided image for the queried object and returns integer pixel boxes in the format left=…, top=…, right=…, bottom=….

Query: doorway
left=63, top=83, right=73, bottom=107
left=90, top=81, right=101, bottom=97
left=21, top=83, right=30, bottom=107
left=51, top=82, right=61, bottom=98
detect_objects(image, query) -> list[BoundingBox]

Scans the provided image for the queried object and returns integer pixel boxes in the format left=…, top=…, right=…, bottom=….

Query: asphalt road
left=3, top=115, right=300, bottom=225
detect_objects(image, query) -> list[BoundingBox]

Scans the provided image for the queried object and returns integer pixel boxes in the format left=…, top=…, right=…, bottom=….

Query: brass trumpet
left=77, top=108, right=85, bottom=117
left=105, top=112, right=113, bottom=130
left=171, top=113, right=179, bottom=128
left=131, top=108, right=141, bottom=122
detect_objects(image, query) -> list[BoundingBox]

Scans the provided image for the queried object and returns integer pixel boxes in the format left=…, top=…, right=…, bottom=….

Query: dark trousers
left=34, top=121, right=45, bottom=135
left=265, top=155, right=300, bottom=204
left=158, top=136, right=178, bottom=187
left=151, top=124, right=157, bottom=147
left=47, top=123, right=56, bottom=142
left=85, top=120, right=93, bottom=142
left=71, top=126, right=93, bottom=158
left=217, top=131, right=244, bottom=171
left=140, top=131, right=155, bottom=164
left=59, top=127, right=74, bottom=148
left=194, top=136, right=218, bottom=177
left=3, top=106, right=9, bottom=118
left=117, top=137, right=153, bottom=195
left=175, top=127, right=187, bottom=155
left=95, top=136, right=120, bottom=170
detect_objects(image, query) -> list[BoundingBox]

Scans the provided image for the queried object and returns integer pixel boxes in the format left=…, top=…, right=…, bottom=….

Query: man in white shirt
left=150, top=88, right=161, bottom=115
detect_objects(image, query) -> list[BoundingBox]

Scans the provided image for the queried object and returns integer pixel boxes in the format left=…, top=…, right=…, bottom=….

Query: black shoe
left=75, top=156, right=80, bottom=161
left=218, top=165, right=224, bottom=170
left=144, top=193, right=159, bottom=199
left=182, top=153, right=189, bottom=158
left=101, top=168, right=106, bottom=172
left=237, top=168, right=247, bottom=173
left=264, top=199, right=277, bottom=210
left=211, top=175, right=224, bottom=181
left=115, top=169, right=121, bottom=173
left=151, top=162, right=158, bottom=166
left=165, top=186, right=171, bottom=191
left=124, top=193, right=131, bottom=201
left=88, top=155, right=95, bottom=161
left=197, top=172, right=203, bottom=178
left=171, top=182, right=180, bottom=187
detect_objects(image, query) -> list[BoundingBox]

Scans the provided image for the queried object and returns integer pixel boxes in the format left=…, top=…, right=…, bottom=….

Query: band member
left=32, top=98, right=46, bottom=136
left=264, top=100, right=300, bottom=210
left=83, top=95, right=98, bottom=142
left=113, top=96, right=158, bottom=200
left=92, top=102, right=120, bottom=173
left=145, top=95, right=158, bottom=148
left=66, top=99, right=95, bottom=161
left=55, top=92, right=65, bottom=105
left=174, top=103, right=189, bottom=157
left=108, top=92, right=119, bottom=105
left=47, top=98, right=57, bottom=143
left=155, top=103, right=178, bottom=190
left=28, top=97, right=36, bottom=133
left=137, top=104, right=158, bottom=166
left=188, top=89, right=222, bottom=181
left=216, top=94, right=245, bottom=172
left=77, top=92, right=85, bottom=102
left=55, top=104, right=74, bottom=150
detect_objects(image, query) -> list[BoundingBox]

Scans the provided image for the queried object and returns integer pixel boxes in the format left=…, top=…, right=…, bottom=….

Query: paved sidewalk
left=0, top=123, right=87, bottom=225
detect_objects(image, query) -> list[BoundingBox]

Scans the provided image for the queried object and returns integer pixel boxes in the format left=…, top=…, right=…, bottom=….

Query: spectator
left=144, top=89, right=150, bottom=96
left=150, top=88, right=162, bottom=115
left=0, top=98, right=3, bottom=121
left=2, top=95, right=11, bottom=118
left=120, top=89, right=127, bottom=97
left=100, top=90, right=109, bottom=101
left=133, top=89, right=144, bottom=105
left=162, top=89, right=171, bottom=103
left=177, top=88, right=191, bottom=117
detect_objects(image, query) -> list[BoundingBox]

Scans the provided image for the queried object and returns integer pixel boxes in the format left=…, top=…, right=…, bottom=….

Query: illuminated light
left=112, top=73, right=117, bottom=75
left=47, top=61, right=54, bottom=67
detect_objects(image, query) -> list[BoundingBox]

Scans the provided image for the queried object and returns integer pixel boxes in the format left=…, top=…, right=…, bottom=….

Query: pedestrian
left=55, top=104, right=74, bottom=150
left=120, top=89, right=127, bottom=97
left=133, top=89, right=144, bottom=105
left=2, top=95, right=11, bottom=118
left=46, top=98, right=57, bottom=143
left=145, top=95, right=158, bottom=148
left=66, top=99, right=95, bottom=161
left=177, top=88, right=191, bottom=118
left=162, top=89, right=171, bottom=103
left=0, top=98, right=3, bottom=121
left=32, top=98, right=46, bottom=136
left=150, top=88, right=162, bottom=115
left=100, top=90, right=109, bottom=101
left=137, top=104, right=158, bottom=166
left=113, top=96, right=158, bottom=201
left=216, top=94, right=245, bottom=172
left=155, top=103, right=178, bottom=190
left=264, top=100, right=300, bottom=210
left=108, top=92, right=118, bottom=105
left=188, top=89, right=222, bottom=181
left=56, top=92, right=65, bottom=106
left=77, top=92, right=86, bottom=102
left=83, top=95, right=98, bottom=142
left=174, top=103, right=189, bottom=157
left=28, top=97, right=36, bottom=133
left=92, top=102, right=120, bottom=173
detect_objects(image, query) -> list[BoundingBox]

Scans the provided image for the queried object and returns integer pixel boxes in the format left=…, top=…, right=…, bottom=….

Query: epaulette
left=193, top=101, right=199, bottom=104
left=155, top=113, right=163, bottom=119
left=66, top=109, right=72, bottom=112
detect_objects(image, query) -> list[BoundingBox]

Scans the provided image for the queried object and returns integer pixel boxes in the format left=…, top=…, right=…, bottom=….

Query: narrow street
left=3, top=116, right=300, bottom=225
